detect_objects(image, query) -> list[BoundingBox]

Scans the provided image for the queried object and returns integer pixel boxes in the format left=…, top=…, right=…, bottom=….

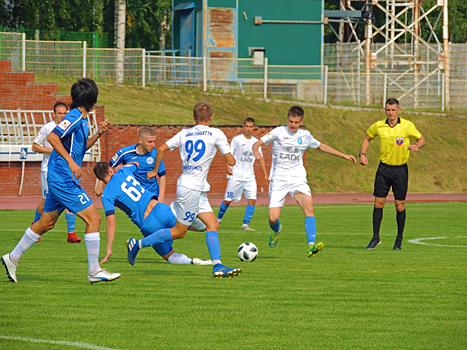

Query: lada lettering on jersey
left=240, top=151, right=254, bottom=162
left=185, top=131, right=213, bottom=137
left=279, top=146, right=301, bottom=161
left=183, top=165, right=203, bottom=171
left=279, top=153, right=300, bottom=161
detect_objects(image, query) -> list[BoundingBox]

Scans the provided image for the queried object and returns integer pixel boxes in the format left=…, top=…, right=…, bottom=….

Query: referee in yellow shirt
left=359, top=98, right=426, bottom=250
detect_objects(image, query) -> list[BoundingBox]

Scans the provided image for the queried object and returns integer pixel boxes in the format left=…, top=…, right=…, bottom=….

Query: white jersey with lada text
left=261, top=126, right=320, bottom=182
left=166, top=124, right=232, bottom=192
left=33, top=120, right=57, bottom=171
left=229, top=134, right=262, bottom=181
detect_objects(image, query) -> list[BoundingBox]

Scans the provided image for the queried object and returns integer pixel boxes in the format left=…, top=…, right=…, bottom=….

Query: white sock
left=168, top=253, right=192, bottom=265
left=10, top=227, right=41, bottom=264
left=84, top=232, right=100, bottom=275
left=213, top=259, right=221, bottom=265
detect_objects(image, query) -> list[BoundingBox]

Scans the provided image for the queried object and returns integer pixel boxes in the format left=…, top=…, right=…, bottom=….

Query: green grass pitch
left=0, top=202, right=466, bottom=349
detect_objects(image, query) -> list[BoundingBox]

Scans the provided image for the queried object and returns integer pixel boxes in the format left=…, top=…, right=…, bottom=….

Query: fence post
left=203, top=56, right=207, bottom=92
left=383, top=73, right=387, bottom=108
left=441, top=73, right=445, bottom=112
left=22, top=33, right=26, bottom=71
left=83, top=41, right=87, bottom=78
left=263, top=57, right=268, bottom=99
left=142, top=49, right=146, bottom=88
left=324, top=65, right=328, bottom=105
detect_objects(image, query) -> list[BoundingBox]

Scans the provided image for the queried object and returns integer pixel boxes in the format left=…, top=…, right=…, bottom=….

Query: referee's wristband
left=359, top=152, right=365, bottom=157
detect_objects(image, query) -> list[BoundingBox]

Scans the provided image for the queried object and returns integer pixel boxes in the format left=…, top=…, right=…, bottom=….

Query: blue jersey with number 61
left=101, top=163, right=156, bottom=230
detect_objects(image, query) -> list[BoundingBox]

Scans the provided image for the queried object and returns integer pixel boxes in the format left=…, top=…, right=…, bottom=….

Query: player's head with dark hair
left=53, top=101, right=68, bottom=113
left=70, top=78, right=99, bottom=112
left=93, top=161, right=111, bottom=182
left=139, top=127, right=156, bottom=139
left=244, top=117, right=255, bottom=125
left=193, top=102, right=213, bottom=122
left=287, top=106, right=305, bottom=120
left=385, top=98, right=399, bottom=107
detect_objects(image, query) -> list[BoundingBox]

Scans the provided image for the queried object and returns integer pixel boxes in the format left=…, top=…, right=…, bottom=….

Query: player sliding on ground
left=93, top=161, right=212, bottom=266
left=1, top=78, right=120, bottom=284
left=253, top=106, right=357, bottom=257
left=130, top=102, right=242, bottom=278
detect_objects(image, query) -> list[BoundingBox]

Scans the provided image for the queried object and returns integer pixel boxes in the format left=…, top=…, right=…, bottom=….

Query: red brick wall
left=0, top=123, right=281, bottom=197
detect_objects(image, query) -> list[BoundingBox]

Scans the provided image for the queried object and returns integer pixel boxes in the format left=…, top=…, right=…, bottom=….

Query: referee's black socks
left=396, top=209, right=406, bottom=240
left=372, top=207, right=383, bottom=240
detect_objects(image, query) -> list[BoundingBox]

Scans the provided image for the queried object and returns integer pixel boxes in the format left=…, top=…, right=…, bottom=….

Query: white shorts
left=171, top=186, right=213, bottom=226
left=223, top=178, right=257, bottom=202
left=170, top=202, right=206, bottom=231
left=269, top=179, right=312, bottom=208
left=41, top=170, right=48, bottom=199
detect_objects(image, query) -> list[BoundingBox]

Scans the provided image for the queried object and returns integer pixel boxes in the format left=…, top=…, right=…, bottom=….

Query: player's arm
left=226, top=162, right=233, bottom=175
left=253, top=140, right=264, bottom=160
left=224, top=152, right=235, bottom=166
left=94, top=180, right=106, bottom=197
left=47, top=132, right=82, bottom=180
left=86, top=119, right=110, bottom=150
left=359, top=134, right=374, bottom=166
left=259, top=157, right=269, bottom=184
left=318, top=143, right=357, bottom=164
left=31, top=143, right=52, bottom=154
left=408, top=135, right=425, bottom=152
left=100, top=214, right=116, bottom=264
left=148, top=143, right=170, bottom=180
left=158, top=174, right=166, bottom=203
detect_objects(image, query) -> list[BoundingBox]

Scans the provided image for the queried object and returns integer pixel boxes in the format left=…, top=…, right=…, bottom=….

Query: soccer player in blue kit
left=94, top=126, right=167, bottom=201
left=93, top=162, right=211, bottom=266
left=128, top=102, right=242, bottom=278
left=1, top=78, right=121, bottom=284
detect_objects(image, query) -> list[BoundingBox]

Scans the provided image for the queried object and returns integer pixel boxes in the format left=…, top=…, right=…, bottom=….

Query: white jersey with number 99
left=165, top=125, right=232, bottom=192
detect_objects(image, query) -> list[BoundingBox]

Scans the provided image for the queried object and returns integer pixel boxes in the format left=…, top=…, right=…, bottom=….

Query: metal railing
left=2, top=32, right=467, bottom=111
left=0, top=109, right=100, bottom=162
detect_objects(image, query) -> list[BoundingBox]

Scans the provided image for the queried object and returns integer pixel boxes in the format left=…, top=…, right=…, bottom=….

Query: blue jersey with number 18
left=101, top=163, right=156, bottom=230
left=165, top=125, right=232, bottom=192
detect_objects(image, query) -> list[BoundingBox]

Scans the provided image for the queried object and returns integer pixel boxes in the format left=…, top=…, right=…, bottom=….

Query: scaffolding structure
left=326, top=0, right=449, bottom=109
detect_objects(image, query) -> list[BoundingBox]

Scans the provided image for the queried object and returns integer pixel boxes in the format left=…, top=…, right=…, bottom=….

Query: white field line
left=0, top=335, right=122, bottom=350
left=408, top=236, right=467, bottom=248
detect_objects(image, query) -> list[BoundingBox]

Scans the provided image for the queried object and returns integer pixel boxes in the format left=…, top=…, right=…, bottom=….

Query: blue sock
left=152, top=240, right=174, bottom=257
left=243, top=205, right=255, bottom=225
left=269, top=220, right=281, bottom=233
left=206, top=231, right=221, bottom=261
left=141, top=228, right=172, bottom=248
left=305, top=216, right=317, bottom=244
left=33, top=210, right=41, bottom=223
left=217, top=202, right=230, bottom=220
left=65, top=213, right=76, bottom=233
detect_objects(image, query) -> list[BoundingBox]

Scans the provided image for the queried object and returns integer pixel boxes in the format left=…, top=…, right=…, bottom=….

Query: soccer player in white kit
left=31, top=102, right=81, bottom=243
left=127, top=102, right=242, bottom=278
left=253, top=106, right=357, bottom=257
left=217, top=117, right=268, bottom=230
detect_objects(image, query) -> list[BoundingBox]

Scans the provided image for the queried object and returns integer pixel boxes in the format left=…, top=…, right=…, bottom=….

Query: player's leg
left=2, top=194, right=61, bottom=283
left=33, top=170, right=48, bottom=224
left=34, top=198, right=45, bottom=223
left=368, top=164, right=390, bottom=250
left=293, top=189, right=323, bottom=258
left=392, top=165, right=408, bottom=250
left=241, top=180, right=257, bottom=231
left=268, top=180, right=288, bottom=247
left=217, top=201, right=232, bottom=223
left=151, top=237, right=212, bottom=266
left=217, top=178, right=240, bottom=223
left=65, top=209, right=81, bottom=243
left=197, top=210, right=242, bottom=278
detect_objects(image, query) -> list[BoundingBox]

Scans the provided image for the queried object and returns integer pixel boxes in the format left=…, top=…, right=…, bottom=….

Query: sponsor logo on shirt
left=57, top=120, right=71, bottom=131
left=111, top=154, right=118, bottom=162
left=146, top=157, right=154, bottom=165
left=282, top=146, right=300, bottom=153
left=396, top=137, right=404, bottom=145
left=183, top=165, right=203, bottom=171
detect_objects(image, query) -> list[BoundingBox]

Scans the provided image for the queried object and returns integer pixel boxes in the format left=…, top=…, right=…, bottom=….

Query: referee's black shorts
left=373, top=162, right=408, bottom=201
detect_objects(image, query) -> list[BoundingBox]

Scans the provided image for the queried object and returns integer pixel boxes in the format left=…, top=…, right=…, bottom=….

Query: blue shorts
left=43, top=181, right=93, bottom=214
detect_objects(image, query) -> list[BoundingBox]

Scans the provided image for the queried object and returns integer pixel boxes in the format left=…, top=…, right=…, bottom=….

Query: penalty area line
left=0, top=335, right=122, bottom=350
left=408, top=236, right=467, bottom=248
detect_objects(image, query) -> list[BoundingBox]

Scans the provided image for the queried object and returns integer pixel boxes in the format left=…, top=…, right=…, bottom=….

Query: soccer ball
left=237, top=242, right=258, bottom=262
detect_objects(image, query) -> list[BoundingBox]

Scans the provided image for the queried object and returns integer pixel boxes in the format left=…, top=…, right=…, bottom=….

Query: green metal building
left=172, top=0, right=324, bottom=66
